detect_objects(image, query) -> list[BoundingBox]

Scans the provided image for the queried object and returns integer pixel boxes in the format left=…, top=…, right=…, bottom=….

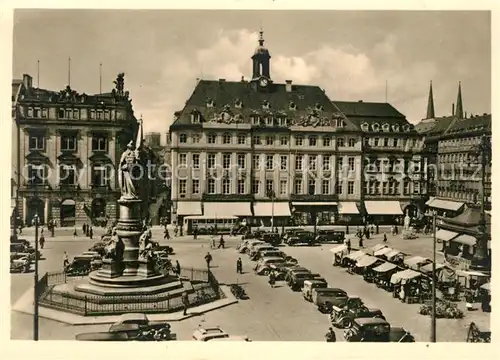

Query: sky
left=12, top=10, right=491, bottom=138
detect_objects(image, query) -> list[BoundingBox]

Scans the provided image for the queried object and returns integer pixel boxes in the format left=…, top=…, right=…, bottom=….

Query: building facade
left=12, top=73, right=138, bottom=226
left=169, top=31, right=427, bottom=227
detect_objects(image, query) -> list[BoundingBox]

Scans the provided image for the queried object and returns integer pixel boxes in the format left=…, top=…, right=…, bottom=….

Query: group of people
left=80, top=223, right=94, bottom=239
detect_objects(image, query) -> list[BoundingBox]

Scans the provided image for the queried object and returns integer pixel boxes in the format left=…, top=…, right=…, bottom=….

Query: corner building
left=169, top=31, right=426, bottom=229
left=12, top=73, right=138, bottom=226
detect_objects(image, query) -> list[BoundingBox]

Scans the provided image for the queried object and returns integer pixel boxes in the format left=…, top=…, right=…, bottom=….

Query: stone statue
left=104, top=228, right=119, bottom=259
left=138, top=227, right=154, bottom=261
left=118, top=140, right=141, bottom=200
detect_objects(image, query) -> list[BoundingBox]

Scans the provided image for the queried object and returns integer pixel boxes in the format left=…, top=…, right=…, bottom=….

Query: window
left=383, top=181, right=389, bottom=195
left=337, top=158, right=344, bottom=172
left=28, top=164, right=46, bottom=185
left=92, top=135, right=108, bottom=151
left=253, top=136, right=261, bottom=145
left=323, top=136, right=331, bottom=147
left=208, top=179, right=216, bottom=194
left=92, top=165, right=108, bottom=186
left=392, top=138, right=398, bottom=147
left=29, top=134, right=45, bottom=150
left=237, top=179, right=245, bottom=194
left=42, top=108, right=48, bottom=118
left=413, top=181, right=421, bottom=194
left=266, top=180, right=274, bottom=194
left=280, top=136, right=288, bottom=146
left=207, top=133, right=217, bottom=144
left=179, top=154, right=187, bottom=166
left=179, top=134, right=187, bottom=143
left=295, top=155, right=303, bottom=171
left=404, top=180, right=410, bottom=195
left=348, top=138, right=356, bottom=147
left=192, top=134, right=201, bottom=144
left=33, top=108, right=40, bottom=118
left=59, top=164, right=76, bottom=185
left=192, top=154, right=200, bottom=169
left=238, top=134, right=246, bottom=144
left=309, top=136, right=317, bottom=146
left=223, top=133, right=232, bottom=144
left=178, top=179, right=187, bottom=195
left=27, top=107, right=34, bottom=117
left=372, top=123, right=380, bottom=132
left=103, top=110, right=110, bottom=120
left=280, top=179, right=287, bottom=194
left=309, top=155, right=317, bottom=170
left=192, top=179, right=200, bottom=194
left=364, top=181, right=370, bottom=195
left=322, top=180, right=330, bottom=195
left=308, top=179, right=316, bottom=195
left=295, top=136, right=304, bottom=146
left=294, top=179, right=303, bottom=194
left=222, top=179, right=231, bottom=194
left=253, top=155, right=261, bottom=169
left=89, top=110, right=96, bottom=119
left=336, top=119, right=344, bottom=128
left=373, top=138, right=379, bottom=147
left=383, top=138, right=389, bottom=147
left=337, top=137, right=344, bottom=147
left=336, top=182, right=343, bottom=195
left=322, top=155, right=331, bottom=171
left=237, top=154, right=246, bottom=169
left=280, top=155, right=288, bottom=171
left=364, top=137, right=370, bottom=147
left=208, top=154, right=216, bottom=169
left=348, top=181, right=354, bottom=195
left=96, top=110, right=103, bottom=120
left=265, top=117, right=273, bottom=126
left=266, top=155, right=274, bottom=170
left=348, top=157, right=355, bottom=171
left=191, top=113, right=200, bottom=123
left=252, top=179, right=260, bottom=194
left=223, top=153, right=231, bottom=169
left=65, top=108, right=72, bottom=119
left=266, top=136, right=274, bottom=145
left=251, top=115, right=260, bottom=126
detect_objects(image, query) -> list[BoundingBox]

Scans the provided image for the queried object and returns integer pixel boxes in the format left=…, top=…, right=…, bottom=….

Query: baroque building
left=169, top=31, right=426, bottom=227
left=12, top=73, right=139, bottom=226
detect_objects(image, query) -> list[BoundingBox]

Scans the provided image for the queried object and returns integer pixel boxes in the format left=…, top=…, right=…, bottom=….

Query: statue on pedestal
left=104, top=227, right=123, bottom=261
left=138, top=227, right=154, bottom=261
left=118, top=141, right=141, bottom=200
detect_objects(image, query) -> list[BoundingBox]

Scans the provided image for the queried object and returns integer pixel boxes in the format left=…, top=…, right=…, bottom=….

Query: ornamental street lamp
left=32, top=213, right=40, bottom=341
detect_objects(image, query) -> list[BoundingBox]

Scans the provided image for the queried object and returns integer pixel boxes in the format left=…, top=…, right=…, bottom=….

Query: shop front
left=425, top=197, right=464, bottom=218
left=363, top=200, right=404, bottom=225
left=291, top=201, right=337, bottom=226
left=337, top=202, right=363, bottom=225
left=252, top=201, right=291, bottom=227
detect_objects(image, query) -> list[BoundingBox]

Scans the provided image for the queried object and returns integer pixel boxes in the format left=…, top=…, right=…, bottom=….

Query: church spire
left=251, top=28, right=271, bottom=81
left=426, top=80, right=435, bottom=119
left=455, top=81, right=464, bottom=118
left=258, top=28, right=265, bottom=47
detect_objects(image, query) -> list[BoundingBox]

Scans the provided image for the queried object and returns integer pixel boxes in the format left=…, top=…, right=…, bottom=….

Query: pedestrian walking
left=164, top=228, right=170, bottom=240
left=218, top=235, right=225, bottom=249
left=193, top=227, right=198, bottom=240
left=358, top=236, right=364, bottom=248
left=182, top=291, right=189, bottom=316
left=63, top=251, right=69, bottom=269
left=346, top=237, right=351, bottom=253
left=174, top=226, right=178, bottom=237
left=82, top=223, right=86, bottom=235
left=89, top=226, right=93, bottom=240
left=39, top=234, right=45, bottom=249
left=73, top=226, right=78, bottom=239
left=211, top=236, right=216, bottom=249
left=236, top=257, right=243, bottom=274
left=268, top=271, right=276, bottom=288
left=175, top=260, right=181, bottom=277
left=383, top=233, right=388, bottom=243
left=204, top=252, right=213, bottom=268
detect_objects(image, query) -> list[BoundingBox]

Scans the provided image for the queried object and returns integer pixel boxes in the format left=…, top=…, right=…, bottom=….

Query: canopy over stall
left=385, top=249, right=405, bottom=261
left=373, top=262, right=398, bottom=273
left=374, top=247, right=393, bottom=257
left=330, top=244, right=348, bottom=254
left=371, top=244, right=388, bottom=253
left=390, top=269, right=422, bottom=284
left=344, top=250, right=366, bottom=261
left=356, top=255, right=380, bottom=268
left=435, top=229, right=459, bottom=242
left=404, top=256, right=431, bottom=270
left=420, top=263, right=456, bottom=282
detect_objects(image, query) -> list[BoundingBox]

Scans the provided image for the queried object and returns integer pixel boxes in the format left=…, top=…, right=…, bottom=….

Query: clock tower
left=251, top=29, right=272, bottom=89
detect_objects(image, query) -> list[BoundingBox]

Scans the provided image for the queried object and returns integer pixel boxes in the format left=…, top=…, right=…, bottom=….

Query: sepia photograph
left=7, top=7, right=492, bottom=344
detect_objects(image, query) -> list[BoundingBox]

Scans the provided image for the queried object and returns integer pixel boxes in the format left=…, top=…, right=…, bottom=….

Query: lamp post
left=431, top=210, right=437, bottom=342
left=33, top=213, right=40, bottom=341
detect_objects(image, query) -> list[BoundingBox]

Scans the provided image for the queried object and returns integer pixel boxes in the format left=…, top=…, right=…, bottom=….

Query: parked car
left=192, top=326, right=249, bottom=341
left=344, top=318, right=392, bottom=342
left=315, top=230, right=345, bottom=243
left=261, top=232, right=282, bottom=246
left=302, top=279, right=328, bottom=301
left=286, top=231, right=316, bottom=246
left=10, top=254, right=30, bottom=273
left=10, top=243, right=40, bottom=261
left=77, top=323, right=176, bottom=341
left=238, top=240, right=264, bottom=254
left=109, top=313, right=173, bottom=334
left=330, top=297, right=385, bottom=329
left=251, top=250, right=284, bottom=261
left=288, top=272, right=325, bottom=291
left=282, top=228, right=301, bottom=241
left=249, top=246, right=279, bottom=259
left=254, top=257, right=287, bottom=273
left=313, top=288, right=349, bottom=313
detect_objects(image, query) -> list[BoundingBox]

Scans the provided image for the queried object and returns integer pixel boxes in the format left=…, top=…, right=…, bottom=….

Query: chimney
left=22, top=74, right=32, bottom=89
left=241, top=76, right=245, bottom=82
left=358, top=100, right=363, bottom=103
left=285, top=80, right=293, bottom=92
left=218, top=79, right=226, bottom=82
left=452, top=103, right=455, bottom=116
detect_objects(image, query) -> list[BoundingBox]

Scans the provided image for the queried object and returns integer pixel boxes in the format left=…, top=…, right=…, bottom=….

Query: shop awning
left=338, top=202, right=359, bottom=214
left=373, top=262, right=398, bottom=273
left=456, top=270, right=490, bottom=278
left=364, top=201, right=403, bottom=215
left=404, top=256, right=430, bottom=268
left=177, top=201, right=202, bottom=216
left=184, top=215, right=238, bottom=220
left=291, top=202, right=337, bottom=206
left=436, top=229, right=459, bottom=242
left=204, top=202, right=252, bottom=217
left=451, top=234, right=477, bottom=247
left=253, top=202, right=291, bottom=217
left=425, top=197, right=436, bottom=206
left=420, top=262, right=448, bottom=273
left=374, top=247, right=393, bottom=257
left=385, top=249, right=404, bottom=260
left=330, top=244, right=347, bottom=254
left=371, top=244, right=388, bottom=253
left=427, top=199, right=464, bottom=212
left=390, top=269, right=422, bottom=284
left=344, top=250, right=366, bottom=261
left=356, top=255, right=379, bottom=268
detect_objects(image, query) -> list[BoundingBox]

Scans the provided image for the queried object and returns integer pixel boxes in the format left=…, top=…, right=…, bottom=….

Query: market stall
left=404, top=256, right=432, bottom=271
left=330, top=244, right=348, bottom=266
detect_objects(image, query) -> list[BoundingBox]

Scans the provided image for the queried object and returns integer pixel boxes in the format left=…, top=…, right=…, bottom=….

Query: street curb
left=12, top=285, right=238, bottom=326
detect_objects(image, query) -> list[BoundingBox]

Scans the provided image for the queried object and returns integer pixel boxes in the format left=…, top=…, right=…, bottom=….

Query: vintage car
left=302, top=279, right=328, bottom=301
left=77, top=323, right=176, bottom=341
left=64, top=256, right=97, bottom=276
left=237, top=240, right=263, bottom=254
left=254, top=257, right=287, bottom=275
left=11, top=238, right=31, bottom=247
left=389, top=327, right=416, bottom=342
left=312, top=288, right=349, bottom=313
left=251, top=249, right=285, bottom=261
left=288, top=272, right=325, bottom=291
left=329, top=297, right=385, bottom=329
left=249, top=246, right=280, bottom=260
left=315, top=230, right=345, bottom=244
left=151, top=242, right=174, bottom=255
left=10, top=243, right=39, bottom=261
left=110, top=313, right=172, bottom=332
left=282, top=228, right=301, bottom=241
left=283, top=255, right=299, bottom=264
left=10, top=254, right=31, bottom=273
left=261, top=232, right=282, bottom=246
left=192, top=326, right=250, bottom=341
left=285, top=231, right=316, bottom=246
left=344, top=318, right=391, bottom=342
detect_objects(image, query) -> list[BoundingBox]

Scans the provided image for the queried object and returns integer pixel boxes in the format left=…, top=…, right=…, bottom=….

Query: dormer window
left=235, top=99, right=243, bottom=108
left=265, top=116, right=273, bottom=126
left=289, top=101, right=297, bottom=110
left=190, top=111, right=201, bottom=124
left=372, top=123, right=380, bottom=132
left=336, top=118, right=345, bottom=128
left=361, top=122, right=369, bottom=132
left=403, top=124, right=411, bottom=132
left=382, top=123, right=390, bottom=132
left=392, top=124, right=400, bottom=132
left=262, top=100, right=270, bottom=109
left=206, top=98, right=215, bottom=108
left=278, top=117, right=286, bottom=126
left=251, top=115, right=260, bottom=126
left=315, top=103, right=324, bottom=111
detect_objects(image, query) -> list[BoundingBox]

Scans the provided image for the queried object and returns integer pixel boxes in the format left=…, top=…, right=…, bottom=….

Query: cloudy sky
left=13, top=10, right=490, bottom=137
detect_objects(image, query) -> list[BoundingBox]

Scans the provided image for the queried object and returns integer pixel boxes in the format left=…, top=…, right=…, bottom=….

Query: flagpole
left=68, top=57, right=71, bottom=86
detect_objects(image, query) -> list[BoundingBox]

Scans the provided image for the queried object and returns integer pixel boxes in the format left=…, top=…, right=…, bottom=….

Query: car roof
left=316, top=287, right=346, bottom=293
left=261, top=256, right=284, bottom=261
left=354, top=317, right=390, bottom=326
left=196, top=326, right=225, bottom=334
left=117, top=313, right=148, bottom=321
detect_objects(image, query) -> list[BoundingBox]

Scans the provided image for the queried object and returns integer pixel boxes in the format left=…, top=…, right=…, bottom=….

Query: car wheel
left=342, top=318, right=352, bottom=329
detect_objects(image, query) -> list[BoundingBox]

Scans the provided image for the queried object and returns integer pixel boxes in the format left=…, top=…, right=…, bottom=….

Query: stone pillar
left=115, top=198, right=143, bottom=277
left=44, top=198, right=50, bottom=223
